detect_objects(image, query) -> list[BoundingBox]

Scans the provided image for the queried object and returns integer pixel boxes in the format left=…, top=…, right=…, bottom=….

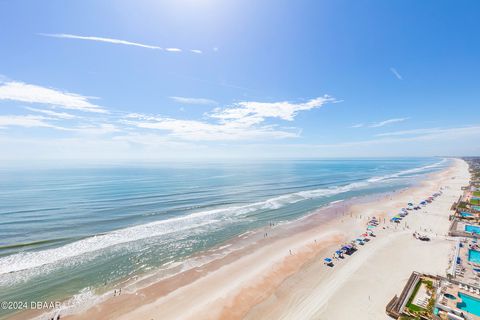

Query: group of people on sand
left=48, top=315, right=60, bottom=320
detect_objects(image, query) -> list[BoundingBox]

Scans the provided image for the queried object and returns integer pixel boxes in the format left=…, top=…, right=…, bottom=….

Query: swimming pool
left=465, top=225, right=480, bottom=234
left=473, top=206, right=480, bottom=212
left=469, top=249, right=480, bottom=264
left=457, top=292, right=480, bottom=316
left=461, top=212, right=474, bottom=217
left=444, top=293, right=457, bottom=300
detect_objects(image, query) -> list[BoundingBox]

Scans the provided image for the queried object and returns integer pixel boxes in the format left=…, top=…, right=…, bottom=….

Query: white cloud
left=123, top=115, right=297, bottom=141
left=0, top=115, right=65, bottom=129
left=0, top=114, right=118, bottom=136
left=375, top=125, right=480, bottom=138
left=0, top=81, right=105, bottom=113
left=351, top=123, right=364, bottom=128
left=24, top=107, right=78, bottom=119
left=376, top=128, right=439, bottom=137
left=390, top=67, right=403, bottom=80
left=312, top=125, right=480, bottom=147
left=71, top=123, right=119, bottom=135
left=39, top=33, right=163, bottom=50
left=40, top=34, right=201, bottom=54
left=211, top=95, right=336, bottom=123
left=170, top=96, right=217, bottom=105
left=124, top=96, right=335, bottom=141
left=369, top=117, right=408, bottom=128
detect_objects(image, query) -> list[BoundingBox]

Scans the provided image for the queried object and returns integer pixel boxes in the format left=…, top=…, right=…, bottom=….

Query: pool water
left=445, top=293, right=457, bottom=300
left=462, top=212, right=474, bottom=217
left=457, top=292, right=480, bottom=316
left=468, top=250, right=480, bottom=264
left=473, top=206, right=480, bottom=212
left=466, top=225, right=480, bottom=234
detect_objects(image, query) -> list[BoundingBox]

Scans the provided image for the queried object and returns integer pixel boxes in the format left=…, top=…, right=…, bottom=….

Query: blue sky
left=0, top=0, right=479, bottom=161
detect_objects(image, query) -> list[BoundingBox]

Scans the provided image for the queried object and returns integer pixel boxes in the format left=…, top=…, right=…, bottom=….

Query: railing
left=386, top=272, right=421, bottom=318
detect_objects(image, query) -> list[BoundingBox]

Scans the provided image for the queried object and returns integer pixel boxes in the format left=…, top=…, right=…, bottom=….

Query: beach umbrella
left=335, top=250, right=342, bottom=255
left=362, top=233, right=368, bottom=237
left=324, top=258, right=332, bottom=263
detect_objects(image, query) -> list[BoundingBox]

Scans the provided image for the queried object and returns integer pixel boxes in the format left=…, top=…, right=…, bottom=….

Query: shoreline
left=12, top=158, right=467, bottom=320
left=247, top=158, right=469, bottom=320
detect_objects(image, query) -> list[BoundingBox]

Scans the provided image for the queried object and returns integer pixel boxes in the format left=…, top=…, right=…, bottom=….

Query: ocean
left=0, top=158, right=448, bottom=319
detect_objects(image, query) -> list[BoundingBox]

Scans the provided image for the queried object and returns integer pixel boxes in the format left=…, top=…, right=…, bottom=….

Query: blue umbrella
left=335, top=250, right=342, bottom=255
left=324, top=258, right=332, bottom=263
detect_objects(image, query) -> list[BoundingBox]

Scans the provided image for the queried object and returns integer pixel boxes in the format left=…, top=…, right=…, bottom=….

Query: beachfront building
left=449, top=159, right=480, bottom=238
left=387, top=272, right=480, bottom=320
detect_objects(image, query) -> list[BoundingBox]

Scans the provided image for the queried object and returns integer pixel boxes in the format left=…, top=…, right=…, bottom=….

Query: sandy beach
left=44, top=158, right=469, bottom=320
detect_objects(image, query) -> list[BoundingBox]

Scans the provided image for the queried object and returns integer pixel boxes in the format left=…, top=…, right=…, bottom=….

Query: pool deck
left=449, top=219, right=480, bottom=238
left=454, top=239, right=480, bottom=287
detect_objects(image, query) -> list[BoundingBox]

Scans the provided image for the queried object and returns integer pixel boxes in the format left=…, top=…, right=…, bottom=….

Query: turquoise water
left=457, top=292, right=480, bottom=316
left=461, top=212, right=474, bottom=217
left=473, top=206, right=480, bottom=212
left=466, top=225, right=480, bottom=234
left=469, top=250, right=480, bottom=263
left=0, top=158, right=446, bottom=318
